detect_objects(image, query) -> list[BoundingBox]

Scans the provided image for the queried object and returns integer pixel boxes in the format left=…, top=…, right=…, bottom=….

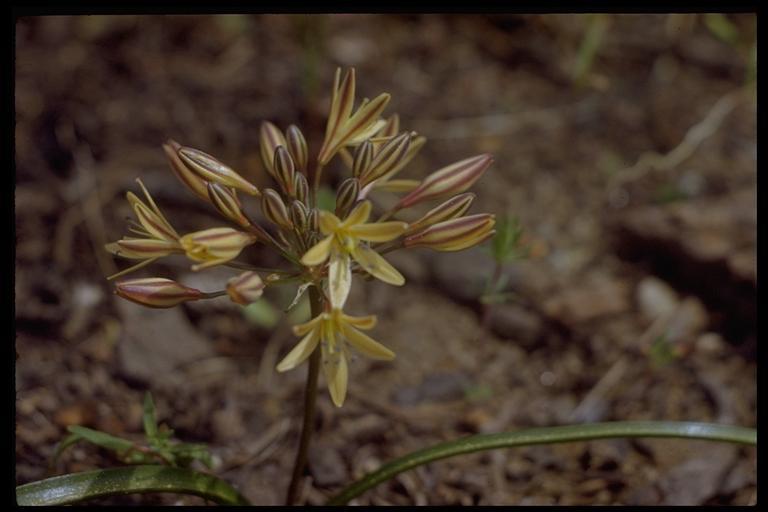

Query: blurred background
left=15, top=14, right=756, bottom=505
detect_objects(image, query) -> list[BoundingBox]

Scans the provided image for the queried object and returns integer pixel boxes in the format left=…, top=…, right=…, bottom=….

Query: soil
left=15, top=14, right=756, bottom=505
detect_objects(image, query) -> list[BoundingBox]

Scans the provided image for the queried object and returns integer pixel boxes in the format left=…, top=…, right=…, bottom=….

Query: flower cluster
left=107, top=68, right=496, bottom=406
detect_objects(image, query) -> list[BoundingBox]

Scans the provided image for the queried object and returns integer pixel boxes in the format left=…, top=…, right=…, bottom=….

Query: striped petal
left=318, top=210, right=342, bottom=235
left=350, top=244, right=405, bottom=286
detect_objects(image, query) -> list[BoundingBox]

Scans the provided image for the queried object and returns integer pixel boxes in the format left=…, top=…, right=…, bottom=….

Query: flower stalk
left=285, top=286, right=324, bottom=506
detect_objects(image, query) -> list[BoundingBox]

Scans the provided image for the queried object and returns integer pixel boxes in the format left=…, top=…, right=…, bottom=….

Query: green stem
left=15, top=465, right=250, bottom=506
left=326, top=421, right=756, bottom=505
left=285, top=286, right=324, bottom=505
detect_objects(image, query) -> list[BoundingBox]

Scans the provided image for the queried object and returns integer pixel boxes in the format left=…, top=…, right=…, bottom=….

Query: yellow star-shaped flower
left=301, top=200, right=407, bottom=292
left=277, top=308, right=395, bottom=407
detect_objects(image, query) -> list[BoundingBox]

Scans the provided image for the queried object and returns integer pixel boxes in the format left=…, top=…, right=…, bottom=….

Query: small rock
left=636, top=277, right=679, bottom=321
left=308, top=446, right=348, bottom=487
left=542, top=277, right=630, bottom=324
left=430, top=248, right=494, bottom=302
left=392, top=372, right=471, bottom=406
left=695, top=332, right=726, bottom=355
left=487, top=304, right=543, bottom=347
left=115, top=298, right=219, bottom=385
left=211, top=405, right=247, bottom=442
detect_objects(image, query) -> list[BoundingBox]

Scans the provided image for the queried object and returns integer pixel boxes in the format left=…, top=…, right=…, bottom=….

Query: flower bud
left=404, top=193, right=475, bottom=235
left=259, top=121, right=287, bottom=179
left=335, top=177, right=360, bottom=219
left=261, top=188, right=293, bottom=230
left=178, top=146, right=260, bottom=196
left=180, top=227, right=258, bottom=271
left=115, top=277, right=202, bottom=308
left=404, top=213, right=496, bottom=252
left=226, top=271, right=265, bottom=305
left=107, top=238, right=181, bottom=259
left=352, top=140, right=374, bottom=178
left=290, top=200, right=309, bottom=231
left=273, top=146, right=296, bottom=197
left=293, top=173, right=309, bottom=203
left=163, top=140, right=210, bottom=201
left=396, top=154, right=493, bottom=209
left=360, top=132, right=411, bottom=186
left=308, top=208, right=319, bottom=231
left=377, top=114, right=400, bottom=138
left=207, top=182, right=251, bottom=228
left=286, top=124, right=308, bottom=174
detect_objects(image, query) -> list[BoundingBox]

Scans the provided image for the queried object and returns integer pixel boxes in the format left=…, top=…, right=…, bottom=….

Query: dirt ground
left=15, top=14, right=756, bottom=505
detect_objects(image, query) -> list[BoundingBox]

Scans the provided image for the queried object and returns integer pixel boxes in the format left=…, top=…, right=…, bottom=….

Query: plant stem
left=326, top=421, right=756, bottom=505
left=285, top=285, right=323, bottom=505
left=15, top=465, right=250, bottom=506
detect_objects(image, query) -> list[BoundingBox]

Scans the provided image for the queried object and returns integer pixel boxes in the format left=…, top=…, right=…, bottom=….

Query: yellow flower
left=277, top=308, right=395, bottom=407
left=301, top=201, right=407, bottom=295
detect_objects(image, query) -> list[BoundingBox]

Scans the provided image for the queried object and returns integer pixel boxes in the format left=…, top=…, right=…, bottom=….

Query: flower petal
left=322, top=351, right=348, bottom=407
left=301, top=235, right=334, bottom=266
left=341, top=313, right=377, bottom=330
left=348, top=221, right=407, bottom=242
left=293, top=314, right=324, bottom=336
left=318, top=210, right=342, bottom=235
left=340, top=324, right=395, bottom=360
left=276, top=328, right=321, bottom=372
left=341, top=200, right=372, bottom=228
left=328, top=250, right=352, bottom=309
left=350, top=244, right=405, bottom=286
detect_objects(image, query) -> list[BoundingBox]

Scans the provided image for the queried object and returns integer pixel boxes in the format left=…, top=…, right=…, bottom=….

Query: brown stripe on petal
left=163, top=142, right=210, bottom=201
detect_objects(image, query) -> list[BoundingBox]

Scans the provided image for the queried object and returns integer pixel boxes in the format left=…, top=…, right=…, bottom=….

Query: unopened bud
left=115, top=277, right=202, bottom=308
left=163, top=140, right=210, bottom=202
left=404, top=214, right=496, bottom=252
left=293, top=173, right=309, bottom=203
left=207, top=183, right=251, bottom=228
left=405, top=193, right=475, bottom=235
left=261, top=189, right=293, bottom=230
left=335, top=178, right=360, bottom=219
left=178, top=146, right=260, bottom=196
left=259, top=121, right=287, bottom=179
left=273, top=146, right=296, bottom=197
left=360, top=132, right=411, bottom=186
left=290, top=200, right=309, bottom=231
left=180, top=227, right=258, bottom=271
left=226, top=271, right=265, bottom=305
left=378, top=114, right=400, bottom=138
left=308, top=208, right=319, bottom=231
left=397, top=154, right=493, bottom=209
left=352, top=140, right=374, bottom=178
left=286, top=125, right=308, bottom=174
left=107, top=238, right=180, bottom=259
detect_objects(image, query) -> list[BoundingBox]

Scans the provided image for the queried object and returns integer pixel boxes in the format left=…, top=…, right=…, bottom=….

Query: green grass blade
left=327, top=421, right=756, bottom=505
left=16, top=465, right=250, bottom=506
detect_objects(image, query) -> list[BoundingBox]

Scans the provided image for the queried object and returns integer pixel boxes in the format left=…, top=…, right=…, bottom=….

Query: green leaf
left=490, top=214, right=525, bottom=264
left=143, top=392, right=158, bottom=440
left=704, top=13, right=739, bottom=46
left=67, top=426, right=135, bottom=454
left=16, top=465, right=251, bottom=506
left=50, top=433, right=84, bottom=467
left=326, top=421, right=757, bottom=505
left=316, top=185, right=336, bottom=212
left=243, top=299, right=280, bottom=329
